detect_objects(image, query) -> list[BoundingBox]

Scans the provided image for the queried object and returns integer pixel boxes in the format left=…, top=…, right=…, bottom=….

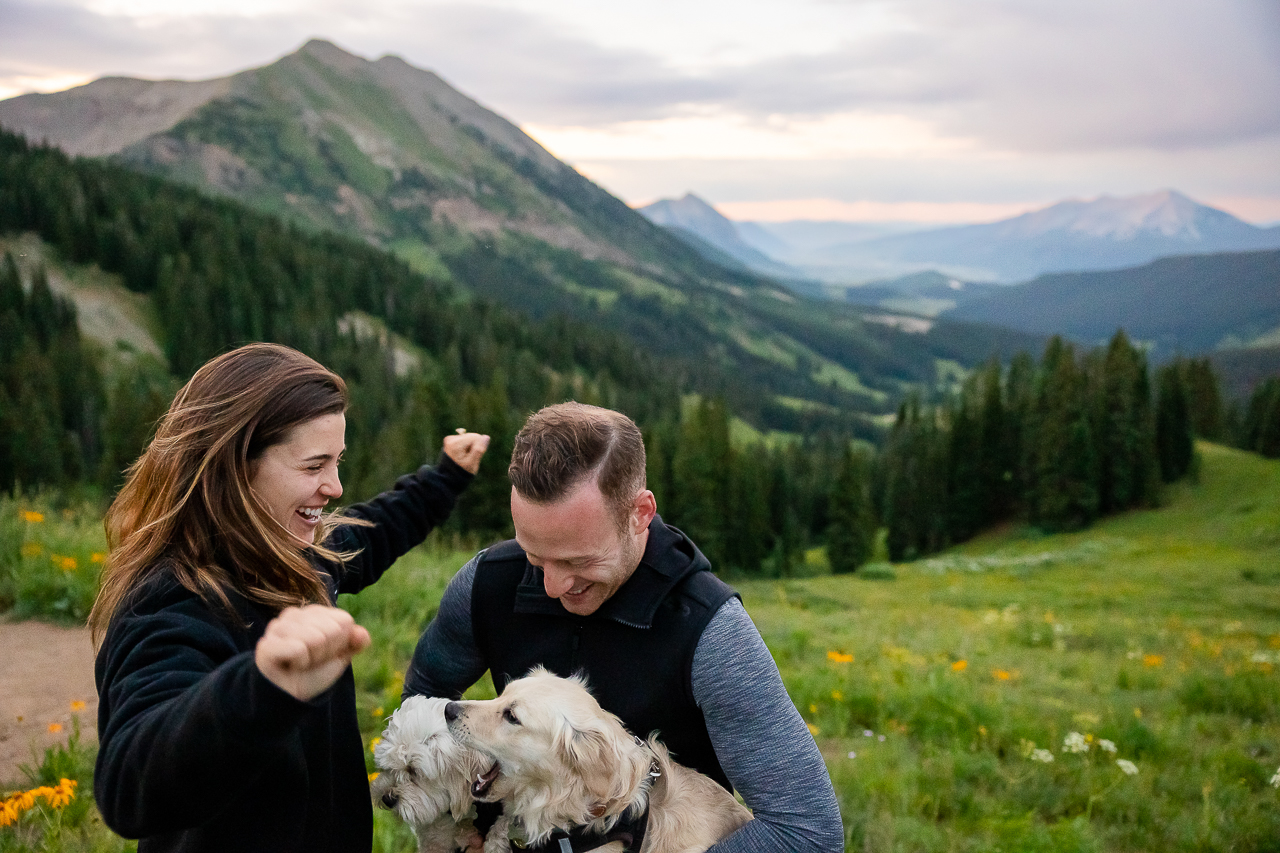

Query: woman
left=89, top=342, right=489, bottom=853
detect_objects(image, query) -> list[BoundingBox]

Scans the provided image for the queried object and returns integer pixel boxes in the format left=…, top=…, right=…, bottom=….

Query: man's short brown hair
left=508, top=402, right=647, bottom=528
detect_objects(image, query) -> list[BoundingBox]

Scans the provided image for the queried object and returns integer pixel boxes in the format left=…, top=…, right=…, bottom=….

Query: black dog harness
left=523, top=740, right=661, bottom=853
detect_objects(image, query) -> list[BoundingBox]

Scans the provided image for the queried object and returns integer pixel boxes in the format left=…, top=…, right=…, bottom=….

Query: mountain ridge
left=0, top=40, right=1044, bottom=435
left=801, top=190, right=1280, bottom=283
left=944, top=248, right=1280, bottom=358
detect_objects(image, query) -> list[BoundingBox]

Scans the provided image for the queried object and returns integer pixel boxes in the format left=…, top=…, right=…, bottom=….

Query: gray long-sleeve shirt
left=405, top=556, right=845, bottom=853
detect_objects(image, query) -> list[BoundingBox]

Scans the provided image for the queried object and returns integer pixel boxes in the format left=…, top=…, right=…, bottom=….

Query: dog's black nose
left=381, top=792, right=399, bottom=809
left=444, top=701, right=461, bottom=722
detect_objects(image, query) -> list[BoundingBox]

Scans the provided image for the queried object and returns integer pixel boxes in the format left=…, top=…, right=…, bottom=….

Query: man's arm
left=693, top=598, right=845, bottom=853
left=403, top=555, right=489, bottom=700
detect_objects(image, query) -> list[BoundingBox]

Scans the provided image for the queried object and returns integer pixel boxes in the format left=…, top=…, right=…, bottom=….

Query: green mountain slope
left=946, top=249, right=1280, bottom=359
left=0, top=40, right=1040, bottom=433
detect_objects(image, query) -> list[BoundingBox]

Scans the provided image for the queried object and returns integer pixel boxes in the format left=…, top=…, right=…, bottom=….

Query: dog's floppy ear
left=559, top=713, right=650, bottom=817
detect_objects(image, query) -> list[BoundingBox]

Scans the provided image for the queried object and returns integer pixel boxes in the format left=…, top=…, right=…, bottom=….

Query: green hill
left=0, top=40, right=1040, bottom=433
left=946, top=249, right=1280, bottom=360
left=740, top=440, right=1280, bottom=851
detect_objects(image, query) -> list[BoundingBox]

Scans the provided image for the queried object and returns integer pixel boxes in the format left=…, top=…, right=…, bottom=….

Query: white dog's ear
left=561, top=717, right=649, bottom=817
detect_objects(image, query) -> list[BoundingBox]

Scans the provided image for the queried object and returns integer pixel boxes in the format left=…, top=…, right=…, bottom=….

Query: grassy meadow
left=2, top=441, right=1278, bottom=851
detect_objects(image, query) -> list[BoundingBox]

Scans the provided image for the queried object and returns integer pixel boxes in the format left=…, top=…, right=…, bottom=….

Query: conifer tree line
left=2, top=128, right=1277, bottom=575
left=874, top=331, right=1271, bottom=561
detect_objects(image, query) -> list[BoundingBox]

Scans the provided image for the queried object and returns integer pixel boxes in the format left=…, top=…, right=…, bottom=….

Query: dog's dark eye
left=406, top=765, right=417, bottom=779
left=502, top=708, right=521, bottom=726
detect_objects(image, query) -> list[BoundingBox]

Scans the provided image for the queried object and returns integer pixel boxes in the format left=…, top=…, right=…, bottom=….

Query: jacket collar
left=511, top=515, right=710, bottom=628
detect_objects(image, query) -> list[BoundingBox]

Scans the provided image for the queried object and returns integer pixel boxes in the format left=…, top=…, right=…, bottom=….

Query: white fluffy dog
left=444, top=668, right=752, bottom=853
left=372, top=695, right=510, bottom=853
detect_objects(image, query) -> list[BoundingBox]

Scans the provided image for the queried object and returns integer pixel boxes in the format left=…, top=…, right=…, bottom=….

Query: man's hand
left=443, top=430, right=490, bottom=474
left=255, top=605, right=371, bottom=702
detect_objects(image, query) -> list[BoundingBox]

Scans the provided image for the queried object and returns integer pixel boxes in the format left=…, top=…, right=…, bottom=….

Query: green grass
left=0, top=495, right=108, bottom=623
left=4, top=442, right=1279, bottom=851
left=741, top=443, right=1280, bottom=851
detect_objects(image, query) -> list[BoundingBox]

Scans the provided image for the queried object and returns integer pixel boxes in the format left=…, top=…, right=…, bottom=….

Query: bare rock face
left=0, top=75, right=232, bottom=157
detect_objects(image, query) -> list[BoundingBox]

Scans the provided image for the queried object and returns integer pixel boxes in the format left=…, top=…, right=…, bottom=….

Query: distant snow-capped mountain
left=809, top=190, right=1280, bottom=283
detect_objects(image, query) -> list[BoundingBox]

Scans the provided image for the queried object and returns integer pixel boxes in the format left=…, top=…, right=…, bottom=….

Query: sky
left=2, top=0, right=1279, bottom=224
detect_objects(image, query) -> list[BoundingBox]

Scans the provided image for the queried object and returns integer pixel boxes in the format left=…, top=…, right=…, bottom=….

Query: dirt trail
left=0, top=619, right=98, bottom=787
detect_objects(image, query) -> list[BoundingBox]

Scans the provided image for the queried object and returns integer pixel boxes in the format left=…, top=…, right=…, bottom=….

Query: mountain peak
left=292, top=38, right=371, bottom=72
left=639, top=193, right=738, bottom=242
left=1002, top=190, right=1248, bottom=242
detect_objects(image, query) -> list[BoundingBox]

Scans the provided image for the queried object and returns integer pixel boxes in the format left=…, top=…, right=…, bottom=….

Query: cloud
left=4, top=0, right=1278, bottom=155
left=2, top=0, right=1277, bottom=219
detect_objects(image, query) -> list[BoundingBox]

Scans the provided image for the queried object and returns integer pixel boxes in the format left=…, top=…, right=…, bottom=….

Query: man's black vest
left=470, top=516, right=738, bottom=790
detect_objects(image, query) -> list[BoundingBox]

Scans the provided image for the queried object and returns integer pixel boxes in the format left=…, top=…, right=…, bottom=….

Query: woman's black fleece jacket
left=93, top=455, right=473, bottom=853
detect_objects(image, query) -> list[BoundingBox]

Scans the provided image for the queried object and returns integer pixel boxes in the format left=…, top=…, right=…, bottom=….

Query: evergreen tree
left=1154, top=361, right=1195, bottom=482
left=1180, top=357, right=1224, bottom=440
left=1241, top=377, right=1280, bottom=458
left=1029, top=338, right=1098, bottom=531
left=827, top=445, right=875, bottom=573
left=670, top=398, right=733, bottom=571
left=1093, top=331, right=1157, bottom=513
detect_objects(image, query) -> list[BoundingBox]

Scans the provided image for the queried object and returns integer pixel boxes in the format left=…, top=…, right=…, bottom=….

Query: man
left=405, top=402, right=843, bottom=852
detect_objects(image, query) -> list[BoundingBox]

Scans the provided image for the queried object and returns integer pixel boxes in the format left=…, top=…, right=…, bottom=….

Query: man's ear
left=631, top=490, right=657, bottom=533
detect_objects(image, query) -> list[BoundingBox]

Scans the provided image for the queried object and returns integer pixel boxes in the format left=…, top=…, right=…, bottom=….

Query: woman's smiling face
left=249, top=413, right=346, bottom=547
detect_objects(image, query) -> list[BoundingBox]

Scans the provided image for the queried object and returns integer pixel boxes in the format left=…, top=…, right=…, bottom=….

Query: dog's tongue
left=472, top=763, right=500, bottom=797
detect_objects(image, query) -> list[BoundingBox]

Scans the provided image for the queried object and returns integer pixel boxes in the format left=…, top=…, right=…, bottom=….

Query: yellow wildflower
left=372, top=707, right=384, bottom=718
left=806, top=723, right=820, bottom=736
left=1143, top=654, right=1164, bottom=667
left=91, top=552, right=106, bottom=563
left=21, top=510, right=44, bottom=523
left=48, top=723, right=63, bottom=733
left=0, top=779, right=76, bottom=826
left=20, top=542, right=42, bottom=557
left=71, top=700, right=86, bottom=712
left=992, top=669, right=1012, bottom=681
left=368, top=772, right=380, bottom=784
left=827, top=650, right=854, bottom=663
left=831, top=691, right=843, bottom=701
left=59, top=556, right=77, bottom=572
left=369, top=737, right=381, bottom=754
left=951, top=660, right=968, bottom=671
left=809, top=703, right=818, bottom=714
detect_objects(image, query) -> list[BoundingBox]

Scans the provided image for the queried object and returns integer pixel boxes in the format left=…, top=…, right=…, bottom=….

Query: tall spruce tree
left=1180, top=357, right=1224, bottom=441
left=827, top=445, right=876, bottom=573
left=1241, top=377, right=1280, bottom=458
left=1155, top=361, right=1195, bottom=482
left=1030, top=337, right=1098, bottom=531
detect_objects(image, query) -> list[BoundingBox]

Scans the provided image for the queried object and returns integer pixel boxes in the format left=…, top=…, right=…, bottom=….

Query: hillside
left=743, top=440, right=1280, bottom=851
left=0, top=40, right=1040, bottom=431
left=944, top=249, right=1280, bottom=359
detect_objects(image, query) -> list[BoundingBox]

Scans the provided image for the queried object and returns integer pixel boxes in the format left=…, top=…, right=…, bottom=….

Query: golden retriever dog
left=444, top=668, right=752, bottom=853
left=372, top=695, right=512, bottom=853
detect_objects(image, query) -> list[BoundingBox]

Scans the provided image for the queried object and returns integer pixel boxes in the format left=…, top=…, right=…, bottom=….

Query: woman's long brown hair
left=90, top=343, right=360, bottom=647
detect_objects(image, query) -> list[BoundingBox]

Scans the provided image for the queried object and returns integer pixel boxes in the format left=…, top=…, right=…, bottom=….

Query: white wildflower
left=1098, top=739, right=1118, bottom=754
left=1063, top=731, right=1090, bottom=753
left=1271, top=766, right=1280, bottom=789
left=1116, top=759, right=1139, bottom=776
left=1031, top=749, right=1055, bottom=763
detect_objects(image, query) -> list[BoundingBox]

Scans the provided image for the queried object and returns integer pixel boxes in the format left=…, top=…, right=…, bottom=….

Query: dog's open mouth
left=472, top=762, right=500, bottom=798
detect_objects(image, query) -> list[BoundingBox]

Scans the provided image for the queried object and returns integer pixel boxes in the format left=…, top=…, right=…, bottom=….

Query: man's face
left=511, top=478, right=653, bottom=616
